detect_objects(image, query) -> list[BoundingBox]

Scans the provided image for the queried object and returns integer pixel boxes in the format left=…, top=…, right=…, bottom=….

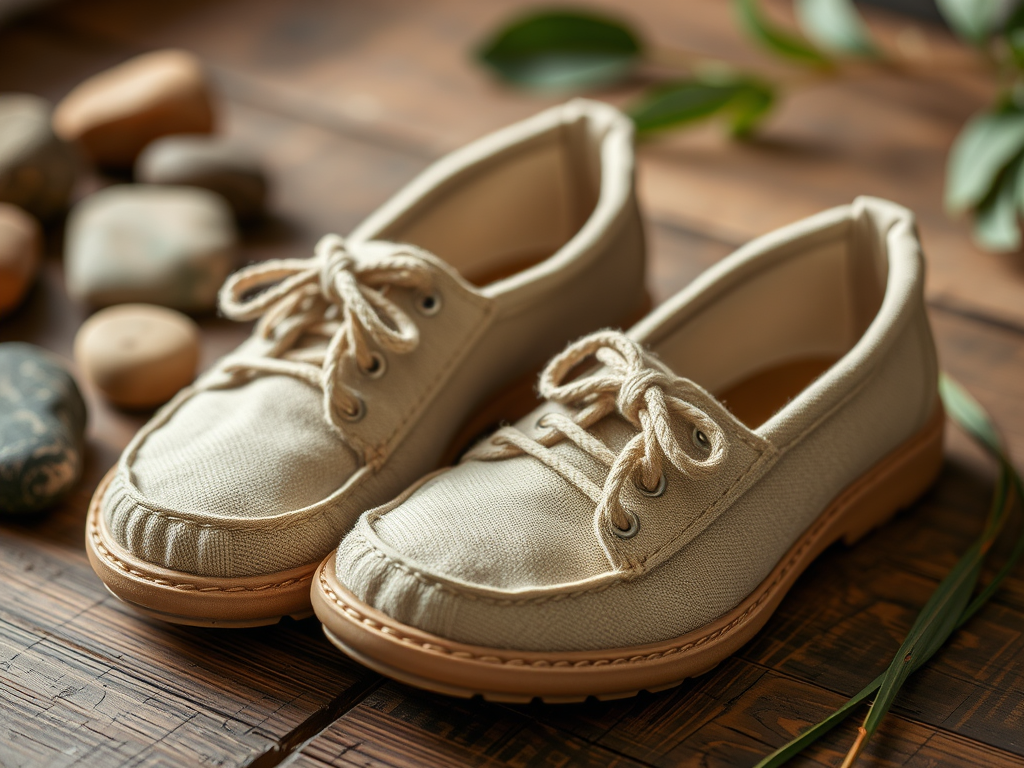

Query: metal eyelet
left=416, top=290, right=442, bottom=316
left=611, top=510, right=640, bottom=539
left=692, top=426, right=711, bottom=451
left=535, top=414, right=550, bottom=430
left=360, top=352, right=387, bottom=379
left=340, top=396, right=366, bottom=423
left=636, top=473, right=667, bottom=498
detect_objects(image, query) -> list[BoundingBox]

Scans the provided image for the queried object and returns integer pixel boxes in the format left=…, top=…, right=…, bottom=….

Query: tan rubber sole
left=85, top=467, right=319, bottom=627
left=311, top=405, right=945, bottom=703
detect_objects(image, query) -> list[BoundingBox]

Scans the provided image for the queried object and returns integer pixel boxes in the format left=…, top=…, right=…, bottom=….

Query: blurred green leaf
left=940, top=374, right=1002, bottom=457
left=936, top=0, right=1004, bottom=43
left=477, top=10, right=643, bottom=91
left=757, top=376, right=1023, bottom=767
left=728, top=80, right=775, bottom=137
left=974, top=154, right=1024, bottom=251
left=629, top=77, right=774, bottom=137
left=945, top=111, right=1024, bottom=212
left=1004, top=4, right=1024, bottom=68
left=733, top=0, right=830, bottom=68
left=794, top=0, right=879, bottom=57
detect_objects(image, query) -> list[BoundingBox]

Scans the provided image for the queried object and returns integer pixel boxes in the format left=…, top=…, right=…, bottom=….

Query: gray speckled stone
left=0, top=93, right=78, bottom=220
left=136, top=135, right=267, bottom=221
left=65, top=184, right=238, bottom=312
left=0, top=343, right=87, bottom=515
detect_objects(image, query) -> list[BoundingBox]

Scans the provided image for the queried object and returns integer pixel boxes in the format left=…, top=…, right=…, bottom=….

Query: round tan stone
left=0, top=202, right=41, bottom=316
left=53, top=49, right=215, bottom=169
left=74, top=304, right=200, bottom=409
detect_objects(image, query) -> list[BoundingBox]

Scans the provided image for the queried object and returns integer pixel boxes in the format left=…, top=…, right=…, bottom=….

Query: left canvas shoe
left=311, top=196, right=945, bottom=702
left=85, top=99, right=647, bottom=627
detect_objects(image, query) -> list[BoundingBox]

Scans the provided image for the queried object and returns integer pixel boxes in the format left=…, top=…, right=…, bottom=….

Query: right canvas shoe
left=85, top=99, right=647, bottom=627
left=312, top=196, right=945, bottom=702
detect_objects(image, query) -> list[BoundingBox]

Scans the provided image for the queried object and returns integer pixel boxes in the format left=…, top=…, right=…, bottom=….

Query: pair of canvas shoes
left=87, top=99, right=944, bottom=702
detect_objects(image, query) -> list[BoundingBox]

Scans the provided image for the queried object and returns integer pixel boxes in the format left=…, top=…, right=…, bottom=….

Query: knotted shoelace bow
left=216, top=234, right=436, bottom=438
left=466, top=331, right=727, bottom=537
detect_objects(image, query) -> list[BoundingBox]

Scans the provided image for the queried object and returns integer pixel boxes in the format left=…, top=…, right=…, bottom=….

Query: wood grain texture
left=1, top=1, right=1023, bottom=767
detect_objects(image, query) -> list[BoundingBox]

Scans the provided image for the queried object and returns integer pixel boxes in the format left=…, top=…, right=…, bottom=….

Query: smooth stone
left=65, top=184, right=237, bottom=312
left=0, top=343, right=87, bottom=515
left=0, top=203, right=41, bottom=316
left=53, top=49, right=215, bottom=169
left=0, top=93, right=77, bottom=219
left=136, top=134, right=267, bottom=220
left=75, top=304, right=200, bottom=409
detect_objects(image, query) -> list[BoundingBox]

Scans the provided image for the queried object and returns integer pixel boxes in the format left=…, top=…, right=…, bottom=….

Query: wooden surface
left=1, top=1, right=1023, bottom=766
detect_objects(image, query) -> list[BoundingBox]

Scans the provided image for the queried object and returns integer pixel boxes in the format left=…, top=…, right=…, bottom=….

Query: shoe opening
left=371, top=106, right=610, bottom=286
left=650, top=202, right=893, bottom=429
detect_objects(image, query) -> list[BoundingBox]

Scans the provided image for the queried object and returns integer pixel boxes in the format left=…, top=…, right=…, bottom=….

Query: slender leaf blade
left=752, top=675, right=882, bottom=768
left=861, top=551, right=984, bottom=738
left=476, top=10, right=643, bottom=91
left=754, top=376, right=1023, bottom=767
left=945, top=112, right=1024, bottom=213
left=794, top=0, right=879, bottom=57
left=939, top=375, right=1002, bottom=456
left=733, top=0, right=831, bottom=68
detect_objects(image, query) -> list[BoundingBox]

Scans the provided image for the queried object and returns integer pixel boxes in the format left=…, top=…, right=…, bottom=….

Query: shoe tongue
left=511, top=399, right=640, bottom=489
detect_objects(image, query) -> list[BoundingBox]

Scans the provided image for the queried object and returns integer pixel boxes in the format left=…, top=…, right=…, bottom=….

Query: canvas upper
left=99, top=99, right=646, bottom=578
left=333, top=196, right=940, bottom=652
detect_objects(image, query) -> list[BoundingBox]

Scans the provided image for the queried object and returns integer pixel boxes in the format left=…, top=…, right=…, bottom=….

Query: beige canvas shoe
left=312, top=196, right=945, bottom=702
left=85, top=99, right=647, bottom=627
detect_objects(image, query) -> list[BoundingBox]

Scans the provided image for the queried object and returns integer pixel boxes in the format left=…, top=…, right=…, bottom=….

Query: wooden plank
left=1, top=3, right=1023, bottom=767
left=289, top=681, right=654, bottom=768
left=290, top=658, right=1024, bottom=768
left=31, top=0, right=1024, bottom=331
left=0, top=528, right=382, bottom=767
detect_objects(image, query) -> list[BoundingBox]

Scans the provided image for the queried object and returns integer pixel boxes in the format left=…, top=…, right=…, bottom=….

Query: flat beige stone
left=53, top=50, right=215, bottom=169
left=0, top=202, right=40, bottom=316
left=74, top=303, right=200, bottom=409
left=65, top=184, right=237, bottom=312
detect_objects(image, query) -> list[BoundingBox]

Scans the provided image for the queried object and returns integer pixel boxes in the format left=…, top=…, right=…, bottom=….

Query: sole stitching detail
left=89, top=511, right=315, bottom=593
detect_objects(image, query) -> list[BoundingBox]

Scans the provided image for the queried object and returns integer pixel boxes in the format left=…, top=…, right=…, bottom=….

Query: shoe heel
left=839, top=406, right=945, bottom=546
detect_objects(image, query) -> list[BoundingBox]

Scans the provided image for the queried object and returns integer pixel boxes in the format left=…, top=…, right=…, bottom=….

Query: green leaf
left=945, top=112, right=1024, bottom=213
left=794, top=0, right=879, bottom=57
left=628, top=77, right=775, bottom=138
left=729, top=80, right=775, bottom=137
left=860, top=543, right=984, bottom=742
left=733, top=0, right=831, bottom=68
left=973, top=154, right=1024, bottom=252
left=939, top=375, right=1002, bottom=457
left=936, top=0, right=1004, bottom=43
left=752, top=675, right=882, bottom=768
left=1004, top=4, right=1024, bottom=67
left=476, top=10, right=643, bottom=91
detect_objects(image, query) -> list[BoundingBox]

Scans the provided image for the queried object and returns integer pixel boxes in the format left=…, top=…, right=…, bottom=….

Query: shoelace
left=216, top=234, right=437, bottom=438
left=466, top=331, right=727, bottom=537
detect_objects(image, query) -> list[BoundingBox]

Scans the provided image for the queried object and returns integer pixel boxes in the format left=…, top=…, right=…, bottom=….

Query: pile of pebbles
left=0, top=49, right=270, bottom=514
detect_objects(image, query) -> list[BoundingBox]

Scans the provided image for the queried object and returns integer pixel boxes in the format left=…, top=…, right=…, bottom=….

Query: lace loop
left=215, top=234, right=435, bottom=442
left=466, top=330, right=727, bottom=538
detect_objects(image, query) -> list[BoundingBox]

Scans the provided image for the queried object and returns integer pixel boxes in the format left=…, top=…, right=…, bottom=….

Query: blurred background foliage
left=475, top=0, right=1024, bottom=254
